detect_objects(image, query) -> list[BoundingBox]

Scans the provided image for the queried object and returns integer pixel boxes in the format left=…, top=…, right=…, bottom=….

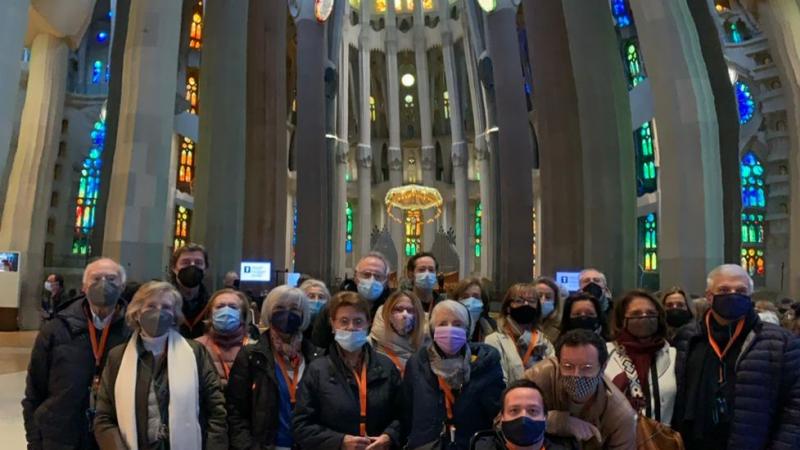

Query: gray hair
left=357, top=251, right=390, bottom=276
left=579, top=268, right=607, bottom=285
left=706, top=264, right=754, bottom=294
left=260, top=285, right=311, bottom=332
left=125, top=281, right=184, bottom=332
left=82, top=257, right=127, bottom=286
left=299, top=279, right=331, bottom=300
left=430, top=299, right=471, bottom=333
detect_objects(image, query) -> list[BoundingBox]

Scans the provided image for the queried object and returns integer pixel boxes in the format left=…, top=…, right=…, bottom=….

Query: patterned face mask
left=561, top=375, right=601, bottom=402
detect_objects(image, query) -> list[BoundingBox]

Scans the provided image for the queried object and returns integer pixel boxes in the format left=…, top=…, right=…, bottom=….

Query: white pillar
left=335, top=19, right=351, bottom=276
left=415, top=0, right=436, bottom=250
left=103, top=0, right=184, bottom=281
left=385, top=6, right=404, bottom=267
left=357, top=2, right=372, bottom=257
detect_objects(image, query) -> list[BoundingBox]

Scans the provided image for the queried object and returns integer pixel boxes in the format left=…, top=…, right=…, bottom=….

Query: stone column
left=485, top=2, right=535, bottom=289
left=415, top=0, right=435, bottom=250
left=243, top=0, right=288, bottom=274
left=439, top=0, right=470, bottom=276
left=334, top=9, right=351, bottom=278
left=629, top=0, right=723, bottom=293
left=386, top=6, right=404, bottom=265
left=748, top=0, right=800, bottom=297
left=0, top=0, right=97, bottom=329
left=102, top=0, right=183, bottom=282
left=192, top=0, right=248, bottom=290
left=0, top=0, right=28, bottom=219
left=357, top=1, right=373, bottom=257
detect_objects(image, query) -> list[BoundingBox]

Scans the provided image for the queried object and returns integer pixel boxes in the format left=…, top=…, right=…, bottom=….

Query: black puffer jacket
left=292, top=343, right=403, bottom=449
left=22, top=298, right=130, bottom=449
left=226, top=335, right=323, bottom=449
left=673, top=317, right=800, bottom=449
left=310, top=285, right=393, bottom=349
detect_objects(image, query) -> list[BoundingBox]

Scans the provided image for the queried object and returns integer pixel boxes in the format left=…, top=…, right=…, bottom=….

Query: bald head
left=82, top=258, right=126, bottom=292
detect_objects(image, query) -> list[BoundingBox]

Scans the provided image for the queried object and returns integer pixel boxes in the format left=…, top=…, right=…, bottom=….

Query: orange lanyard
left=87, top=316, right=111, bottom=370
left=274, top=350, right=301, bottom=404
left=382, top=347, right=405, bottom=378
left=705, top=312, right=746, bottom=383
left=210, top=336, right=248, bottom=380
left=352, top=363, right=368, bottom=437
left=521, top=330, right=540, bottom=367
left=187, top=302, right=212, bottom=329
left=436, top=376, right=456, bottom=442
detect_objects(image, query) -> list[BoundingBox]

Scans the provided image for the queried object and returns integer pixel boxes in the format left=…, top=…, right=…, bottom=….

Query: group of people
left=21, top=244, right=800, bottom=450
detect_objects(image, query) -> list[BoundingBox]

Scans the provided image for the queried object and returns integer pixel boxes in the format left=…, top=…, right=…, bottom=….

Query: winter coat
left=177, top=283, right=211, bottom=339
left=525, top=357, right=637, bottom=450
left=226, top=336, right=322, bottom=449
left=310, top=285, right=393, bottom=349
left=93, top=336, right=228, bottom=449
left=605, top=341, right=677, bottom=425
left=403, top=343, right=505, bottom=450
left=673, top=319, right=800, bottom=449
left=195, top=332, right=253, bottom=389
left=292, top=343, right=403, bottom=449
left=22, top=298, right=130, bottom=450
left=485, top=325, right=555, bottom=384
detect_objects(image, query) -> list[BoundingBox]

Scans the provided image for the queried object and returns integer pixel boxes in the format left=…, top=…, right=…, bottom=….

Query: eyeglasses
left=356, top=271, right=387, bottom=283
left=335, top=317, right=367, bottom=328
left=559, top=362, right=598, bottom=376
left=88, top=274, right=120, bottom=284
left=511, top=298, right=537, bottom=307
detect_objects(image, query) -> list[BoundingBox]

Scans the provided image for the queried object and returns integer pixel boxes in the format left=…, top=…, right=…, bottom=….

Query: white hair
left=299, top=279, right=331, bottom=300
left=579, top=268, right=607, bottom=284
left=706, top=264, right=754, bottom=294
left=82, top=257, right=127, bottom=286
left=357, top=251, right=390, bottom=276
left=430, top=299, right=471, bottom=333
left=260, top=285, right=311, bottom=332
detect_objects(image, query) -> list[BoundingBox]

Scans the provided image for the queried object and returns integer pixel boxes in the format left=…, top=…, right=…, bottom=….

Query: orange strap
left=705, top=312, right=746, bottom=383
left=210, top=336, right=248, bottom=380
left=436, top=376, right=456, bottom=442
left=521, top=330, right=540, bottom=367
left=382, top=347, right=405, bottom=378
left=187, top=302, right=212, bottom=329
left=352, top=363, right=368, bottom=437
left=87, top=316, right=112, bottom=369
left=274, top=350, right=301, bottom=404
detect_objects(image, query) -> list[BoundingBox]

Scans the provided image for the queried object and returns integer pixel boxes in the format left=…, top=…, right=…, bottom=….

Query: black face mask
left=569, top=315, right=599, bottom=333
left=509, top=305, right=540, bottom=325
left=177, top=265, right=204, bottom=288
left=712, top=293, right=753, bottom=321
left=666, top=309, right=692, bottom=328
left=501, top=416, right=546, bottom=447
left=583, top=282, right=609, bottom=311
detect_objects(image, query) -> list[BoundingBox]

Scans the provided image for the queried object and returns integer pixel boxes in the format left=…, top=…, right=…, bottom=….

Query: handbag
left=614, top=344, right=684, bottom=450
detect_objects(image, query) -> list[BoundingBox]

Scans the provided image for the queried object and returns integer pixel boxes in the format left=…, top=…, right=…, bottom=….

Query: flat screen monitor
left=0, top=252, right=20, bottom=272
left=555, top=271, right=581, bottom=293
left=240, top=261, right=272, bottom=283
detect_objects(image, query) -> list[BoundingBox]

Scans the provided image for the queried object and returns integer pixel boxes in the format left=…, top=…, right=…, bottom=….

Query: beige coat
left=525, top=357, right=637, bottom=450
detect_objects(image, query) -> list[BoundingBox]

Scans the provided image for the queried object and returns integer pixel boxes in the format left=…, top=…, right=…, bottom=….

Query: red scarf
left=612, top=329, right=664, bottom=406
left=211, top=324, right=247, bottom=350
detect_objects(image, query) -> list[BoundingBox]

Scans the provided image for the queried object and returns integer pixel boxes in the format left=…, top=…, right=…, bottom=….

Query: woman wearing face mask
left=605, top=290, right=676, bottom=425
left=93, top=281, right=227, bottom=449
left=299, top=279, right=330, bottom=338
left=226, top=286, right=321, bottom=450
left=452, top=278, right=497, bottom=342
left=293, top=291, right=402, bottom=450
left=403, top=300, right=504, bottom=450
left=405, top=252, right=445, bottom=313
left=368, top=290, right=427, bottom=376
left=660, top=287, right=694, bottom=344
left=558, top=293, right=610, bottom=341
left=486, top=284, right=555, bottom=384
left=195, top=289, right=253, bottom=389
left=535, top=277, right=563, bottom=344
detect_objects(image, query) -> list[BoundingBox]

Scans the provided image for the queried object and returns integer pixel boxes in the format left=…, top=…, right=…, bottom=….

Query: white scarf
left=115, top=330, right=201, bottom=450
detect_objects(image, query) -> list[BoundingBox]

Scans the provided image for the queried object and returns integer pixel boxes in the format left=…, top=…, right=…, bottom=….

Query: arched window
left=622, top=39, right=646, bottom=89
left=634, top=121, right=657, bottom=195
left=346, top=202, right=354, bottom=253
left=741, top=152, right=765, bottom=209
left=443, top=91, right=450, bottom=119
left=474, top=203, right=481, bottom=258
left=611, top=0, right=632, bottom=28
left=370, top=96, right=377, bottom=122
left=735, top=81, right=755, bottom=124
left=72, top=113, right=106, bottom=255
left=174, top=206, right=192, bottom=249
left=177, top=136, right=195, bottom=194
left=639, top=213, right=658, bottom=272
left=186, top=70, right=199, bottom=114
left=92, top=61, right=104, bottom=84
left=740, top=152, right=766, bottom=279
left=189, top=0, right=204, bottom=49
left=405, top=210, right=422, bottom=256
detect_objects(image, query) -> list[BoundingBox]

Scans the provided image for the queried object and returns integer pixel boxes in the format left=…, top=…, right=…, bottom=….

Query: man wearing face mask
left=524, top=329, right=636, bottom=450
left=169, top=243, right=211, bottom=338
left=579, top=269, right=613, bottom=325
left=405, top=252, right=445, bottom=313
left=23, top=258, right=131, bottom=450
left=40, top=273, right=65, bottom=321
left=672, top=264, right=800, bottom=450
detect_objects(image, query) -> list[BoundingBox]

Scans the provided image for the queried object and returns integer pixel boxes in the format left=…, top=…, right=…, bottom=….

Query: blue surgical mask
left=357, top=277, right=384, bottom=301
left=334, top=329, right=368, bottom=352
left=414, top=271, right=437, bottom=290
left=541, top=300, right=555, bottom=318
left=309, top=299, right=326, bottom=319
left=212, top=306, right=241, bottom=333
left=460, top=297, right=484, bottom=315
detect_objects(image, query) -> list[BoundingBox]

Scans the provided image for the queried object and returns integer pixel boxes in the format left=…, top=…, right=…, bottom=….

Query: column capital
left=420, top=145, right=436, bottom=171
left=388, top=146, right=403, bottom=172
left=336, top=140, right=350, bottom=164
left=451, top=141, right=468, bottom=168
left=357, top=143, right=372, bottom=168
left=27, top=0, right=97, bottom=49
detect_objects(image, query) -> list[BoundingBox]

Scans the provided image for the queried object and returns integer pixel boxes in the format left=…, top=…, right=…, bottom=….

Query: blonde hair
left=260, top=285, right=311, bottom=331
left=382, top=290, right=426, bottom=349
left=125, top=281, right=184, bottom=332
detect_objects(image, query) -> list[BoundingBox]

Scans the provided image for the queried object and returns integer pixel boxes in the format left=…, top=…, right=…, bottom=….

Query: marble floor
left=0, top=331, right=36, bottom=449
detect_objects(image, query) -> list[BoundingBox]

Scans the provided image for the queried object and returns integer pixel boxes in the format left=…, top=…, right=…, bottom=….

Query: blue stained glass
left=612, top=0, right=632, bottom=28
left=92, top=61, right=102, bottom=84
left=96, top=31, right=109, bottom=43
left=72, top=113, right=106, bottom=255
left=735, top=81, right=755, bottom=124
left=740, top=151, right=766, bottom=208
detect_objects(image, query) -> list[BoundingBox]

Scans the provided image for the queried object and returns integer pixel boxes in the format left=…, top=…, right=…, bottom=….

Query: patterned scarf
left=269, top=327, right=302, bottom=364
left=427, top=343, right=471, bottom=389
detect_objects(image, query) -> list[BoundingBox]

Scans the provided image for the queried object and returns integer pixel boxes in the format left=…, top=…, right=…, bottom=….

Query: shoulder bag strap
left=614, top=343, right=647, bottom=414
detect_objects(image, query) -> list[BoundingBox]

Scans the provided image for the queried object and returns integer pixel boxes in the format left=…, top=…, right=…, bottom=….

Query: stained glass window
left=727, top=21, right=743, bottom=43
left=634, top=121, right=657, bottom=196
left=740, top=152, right=765, bottom=208
left=611, top=0, right=632, bottom=28
left=186, top=69, right=199, bottom=114
left=443, top=91, right=450, bottom=120
left=189, top=0, right=204, bottom=49
left=639, top=213, right=658, bottom=272
left=174, top=206, right=192, bottom=249
left=741, top=213, right=764, bottom=244
left=405, top=210, right=423, bottom=256
left=346, top=202, right=354, bottom=253
left=72, top=113, right=106, bottom=255
left=370, top=96, right=377, bottom=122
left=735, top=81, right=755, bottom=124
left=177, top=136, right=195, bottom=194
left=292, top=202, right=298, bottom=268
left=92, top=60, right=103, bottom=84
left=740, top=248, right=765, bottom=278
left=622, top=39, right=646, bottom=89
left=373, top=0, right=433, bottom=13
left=532, top=208, right=537, bottom=273
left=474, top=203, right=482, bottom=258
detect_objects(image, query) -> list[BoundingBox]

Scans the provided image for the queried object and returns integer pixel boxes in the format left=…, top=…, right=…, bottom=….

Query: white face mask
left=44, top=281, right=53, bottom=292
left=334, top=329, right=368, bottom=352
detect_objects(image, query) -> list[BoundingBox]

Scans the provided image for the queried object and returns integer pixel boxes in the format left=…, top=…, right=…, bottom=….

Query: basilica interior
left=0, top=0, right=798, bottom=333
